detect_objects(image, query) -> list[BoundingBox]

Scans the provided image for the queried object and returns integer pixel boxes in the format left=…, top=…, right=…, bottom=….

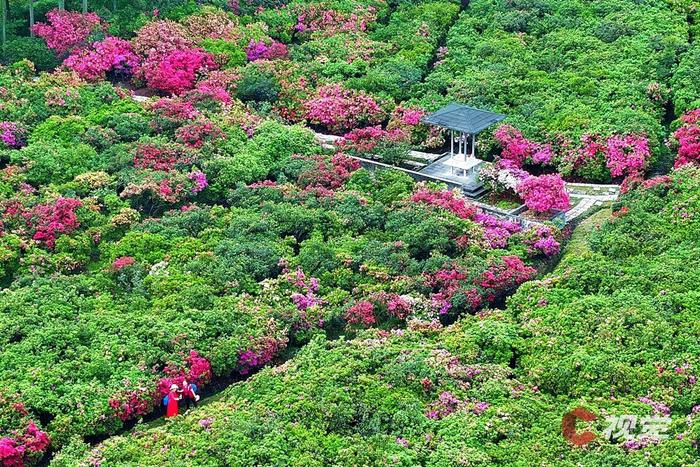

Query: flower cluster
left=516, top=174, right=570, bottom=213
left=410, top=186, right=477, bottom=220
left=0, top=122, right=27, bottom=149
left=24, top=197, right=82, bottom=249
left=604, top=134, right=651, bottom=178
left=344, top=300, right=375, bottom=326
left=296, top=153, right=360, bottom=192
left=293, top=4, right=376, bottom=37
left=303, top=84, right=385, bottom=134
left=112, top=256, right=136, bottom=271
left=245, top=39, right=289, bottom=61
left=473, top=212, right=522, bottom=249
left=63, top=37, right=141, bottom=81
left=108, top=387, right=157, bottom=422
left=672, top=109, right=700, bottom=168
left=340, top=126, right=408, bottom=154
left=133, top=142, right=192, bottom=172
left=146, top=48, right=218, bottom=95
left=478, top=256, right=536, bottom=302
left=494, top=125, right=552, bottom=168
left=175, top=120, right=226, bottom=148
left=0, top=421, right=50, bottom=467
left=522, top=225, right=561, bottom=257
left=187, top=171, right=208, bottom=194
left=32, top=9, right=103, bottom=54
left=238, top=336, right=287, bottom=375
left=425, top=391, right=460, bottom=419
left=288, top=267, right=323, bottom=311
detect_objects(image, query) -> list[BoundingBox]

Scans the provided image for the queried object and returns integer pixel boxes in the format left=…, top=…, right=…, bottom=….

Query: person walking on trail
left=165, top=384, right=182, bottom=417
left=182, top=379, right=200, bottom=410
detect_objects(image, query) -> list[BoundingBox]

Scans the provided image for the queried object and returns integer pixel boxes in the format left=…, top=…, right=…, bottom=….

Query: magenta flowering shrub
left=425, top=391, right=460, bottom=419
left=0, top=123, right=27, bottom=149
left=516, top=174, right=570, bottom=213
left=604, top=134, right=651, bottom=177
left=238, top=337, right=287, bottom=375
left=245, top=39, right=289, bottom=61
left=63, top=37, right=141, bottom=81
left=344, top=292, right=413, bottom=328
left=473, top=212, right=522, bottom=249
left=23, top=197, right=82, bottom=249
left=32, top=9, right=103, bottom=55
left=0, top=421, right=50, bottom=467
left=111, top=256, right=136, bottom=271
left=477, top=256, right=536, bottom=302
left=672, top=109, right=700, bottom=168
left=303, top=84, right=385, bottom=134
left=494, top=125, right=552, bottom=168
left=145, top=48, right=218, bottom=95
left=187, top=171, right=208, bottom=194
left=522, top=225, right=561, bottom=257
left=345, top=300, right=376, bottom=326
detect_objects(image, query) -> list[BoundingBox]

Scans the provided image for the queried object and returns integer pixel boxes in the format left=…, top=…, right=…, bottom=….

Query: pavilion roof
left=422, top=103, right=506, bottom=134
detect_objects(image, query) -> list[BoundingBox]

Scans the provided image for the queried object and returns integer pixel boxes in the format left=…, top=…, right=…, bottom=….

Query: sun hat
left=170, top=384, right=179, bottom=391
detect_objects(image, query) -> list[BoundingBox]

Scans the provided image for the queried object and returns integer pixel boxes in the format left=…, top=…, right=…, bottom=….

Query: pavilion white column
left=450, top=130, right=454, bottom=159
left=471, top=133, right=476, bottom=159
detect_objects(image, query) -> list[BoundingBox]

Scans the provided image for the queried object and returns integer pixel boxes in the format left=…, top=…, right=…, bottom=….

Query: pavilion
left=419, top=103, right=505, bottom=193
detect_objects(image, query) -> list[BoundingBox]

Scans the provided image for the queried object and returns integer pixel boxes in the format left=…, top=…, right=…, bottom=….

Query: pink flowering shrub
left=132, top=20, right=194, bottom=63
left=0, top=122, right=27, bottom=149
left=672, top=109, right=700, bottom=168
left=293, top=4, right=376, bottom=37
left=23, top=197, right=82, bottom=249
left=149, top=98, right=201, bottom=132
left=344, top=292, right=413, bottom=328
left=604, top=134, right=651, bottom=177
left=516, top=174, right=570, bottom=213
left=63, top=37, right=140, bottom=81
left=112, top=256, right=136, bottom=271
left=145, top=48, right=218, bottom=95
left=303, top=84, right=385, bottom=134
left=0, top=421, right=50, bottom=466
left=245, top=39, right=289, bottom=61
left=410, top=186, right=477, bottom=220
left=478, top=256, right=536, bottom=302
left=339, top=126, right=408, bottom=154
left=425, top=391, right=460, bottom=419
left=32, top=9, right=103, bottom=55
left=188, top=171, right=208, bottom=194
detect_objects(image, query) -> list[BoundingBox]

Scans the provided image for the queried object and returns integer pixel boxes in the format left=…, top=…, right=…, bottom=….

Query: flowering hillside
left=59, top=166, right=700, bottom=466
left=0, top=1, right=698, bottom=465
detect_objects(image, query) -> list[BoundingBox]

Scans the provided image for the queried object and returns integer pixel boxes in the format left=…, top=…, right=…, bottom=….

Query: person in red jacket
left=165, top=384, right=182, bottom=417
left=182, top=379, right=200, bottom=410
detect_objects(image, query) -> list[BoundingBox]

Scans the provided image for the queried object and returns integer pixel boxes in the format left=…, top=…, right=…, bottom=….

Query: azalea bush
left=303, top=84, right=385, bottom=134
left=32, top=9, right=104, bottom=55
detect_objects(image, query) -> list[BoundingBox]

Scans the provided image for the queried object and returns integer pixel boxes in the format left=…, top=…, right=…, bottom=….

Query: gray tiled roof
left=422, top=103, right=506, bottom=134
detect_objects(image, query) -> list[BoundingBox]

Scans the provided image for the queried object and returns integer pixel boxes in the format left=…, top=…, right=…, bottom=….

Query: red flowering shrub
left=516, top=174, right=570, bottom=213
left=303, top=84, right=385, bottom=134
left=32, top=9, right=103, bottom=55
left=175, top=120, right=226, bottom=148
left=522, top=225, right=561, bottom=257
left=112, top=256, right=136, bottom=271
left=293, top=4, right=376, bottom=37
left=63, top=37, right=140, bottom=81
left=344, top=300, right=376, bottom=326
left=340, top=126, right=408, bottom=154
left=133, top=142, right=192, bottom=172
left=478, top=256, right=536, bottom=301
left=410, top=186, right=477, bottom=220
left=145, top=48, right=218, bottom=95
left=672, top=109, right=700, bottom=168
left=296, top=153, right=360, bottom=190
left=108, top=387, right=157, bottom=422
left=23, top=197, right=82, bottom=249
left=238, top=337, right=287, bottom=375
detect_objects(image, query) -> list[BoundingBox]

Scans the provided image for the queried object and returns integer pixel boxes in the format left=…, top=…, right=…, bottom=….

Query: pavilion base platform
left=419, top=153, right=489, bottom=199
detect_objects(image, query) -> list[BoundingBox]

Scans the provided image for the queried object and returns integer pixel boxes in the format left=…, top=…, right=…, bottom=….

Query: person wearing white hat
left=165, top=383, right=183, bottom=418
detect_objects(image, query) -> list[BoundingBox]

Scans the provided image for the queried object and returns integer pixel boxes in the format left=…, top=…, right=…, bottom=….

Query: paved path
left=564, top=183, right=620, bottom=221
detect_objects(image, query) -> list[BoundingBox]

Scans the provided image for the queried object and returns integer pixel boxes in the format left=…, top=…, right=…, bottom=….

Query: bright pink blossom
left=32, top=9, right=103, bottom=54
left=673, top=109, right=700, bottom=168
left=304, top=84, right=385, bottom=134
left=145, top=48, right=218, bottom=95
left=63, top=37, right=140, bottom=80
left=605, top=134, right=651, bottom=177
left=516, top=174, right=570, bottom=213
